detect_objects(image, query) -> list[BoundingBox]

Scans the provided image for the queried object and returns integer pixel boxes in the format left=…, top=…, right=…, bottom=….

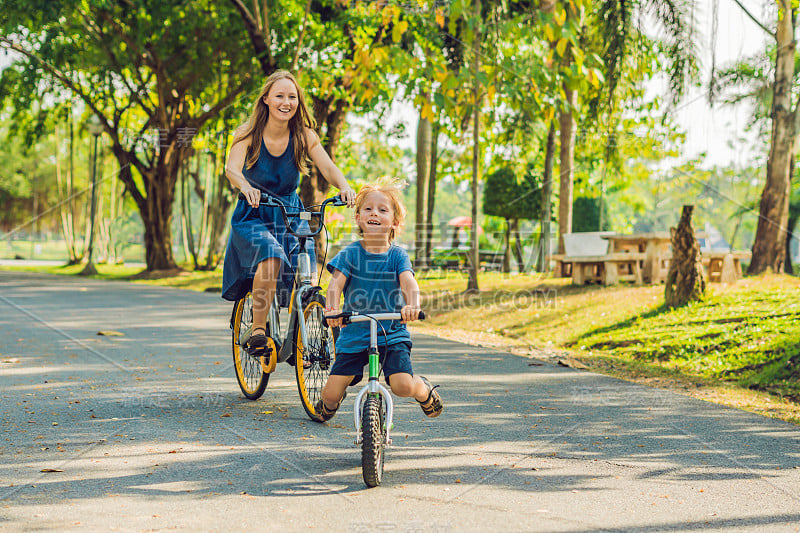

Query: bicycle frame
left=347, top=313, right=400, bottom=446
left=238, top=193, right=345, bottom=363
left=324, top=311, right=423, bottom=440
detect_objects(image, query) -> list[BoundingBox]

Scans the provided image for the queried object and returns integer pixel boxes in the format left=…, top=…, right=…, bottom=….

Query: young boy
left=314, top=181, right=443, bottom=422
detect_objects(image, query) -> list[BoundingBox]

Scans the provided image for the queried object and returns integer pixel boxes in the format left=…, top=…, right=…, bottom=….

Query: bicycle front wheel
left=293, top=293, right=337, bottom=420
left=232, top=293, right=269, bottom=400
left=361, top=394, right=386, bottom=487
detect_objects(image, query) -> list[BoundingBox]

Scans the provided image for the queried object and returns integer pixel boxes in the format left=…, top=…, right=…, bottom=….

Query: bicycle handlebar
left=238, top=192, right=347, bottom=239
left=323, top=310, right=426, bottom=327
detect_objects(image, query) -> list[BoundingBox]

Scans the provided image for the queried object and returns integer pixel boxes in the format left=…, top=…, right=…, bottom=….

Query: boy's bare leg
left=251, top=257, right=281, bottom=335
left=321, top=375, right=353, bottom=409
left=387, top=373, right=433, bottom=403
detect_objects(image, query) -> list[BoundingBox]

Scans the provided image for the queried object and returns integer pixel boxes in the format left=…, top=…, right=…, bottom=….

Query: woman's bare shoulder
left=303, top=127, right=320, bottom=149
left=232, top=124, right=253, bottom=147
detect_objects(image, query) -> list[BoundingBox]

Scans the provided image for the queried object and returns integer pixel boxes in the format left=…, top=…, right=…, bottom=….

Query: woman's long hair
left=232, top=70, right=316, bottom=175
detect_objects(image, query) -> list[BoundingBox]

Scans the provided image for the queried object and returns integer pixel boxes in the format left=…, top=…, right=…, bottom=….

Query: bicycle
left=323, top=310, right=426, bottom=488
left=230, top=193, right=347, bottom=421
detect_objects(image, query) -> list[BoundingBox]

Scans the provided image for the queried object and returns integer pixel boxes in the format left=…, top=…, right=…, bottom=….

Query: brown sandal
left=312, top=391, right=347, bottom=423
left=246, top=327, right=269, bottom=357
left=418, top=377, right=443, bottom=418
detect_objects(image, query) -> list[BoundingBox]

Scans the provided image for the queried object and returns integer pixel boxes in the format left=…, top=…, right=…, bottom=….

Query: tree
left=483, top=164, right=543, bottom=273
left=665, top=205, right=706, bottom=307
left=1, top=0, right=256, bottom=271
left=711, top=1, right=797, bottom=273
left=558, top=0, right=699, bottom=254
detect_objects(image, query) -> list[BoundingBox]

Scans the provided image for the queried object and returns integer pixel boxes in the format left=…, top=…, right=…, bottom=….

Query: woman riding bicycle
left=221, top=71, right=356, bottom=357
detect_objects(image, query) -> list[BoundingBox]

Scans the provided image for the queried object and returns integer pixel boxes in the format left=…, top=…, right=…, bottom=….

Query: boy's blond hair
left=354, top=179, right=407, bottom=242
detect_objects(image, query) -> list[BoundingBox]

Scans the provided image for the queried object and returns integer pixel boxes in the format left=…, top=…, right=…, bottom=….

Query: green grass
left=0, top=262, right=225, bottom=292
left=411, top=271, right=800, bottom=423
left=0, top=240, right=146, bottom=262
left=574, top=275, right=800, bottom=400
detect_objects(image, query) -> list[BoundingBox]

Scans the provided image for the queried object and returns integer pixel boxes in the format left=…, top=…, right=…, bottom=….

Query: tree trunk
left=557, top=86, right=577, bottom=255
left=749, top=4, right=794, bottom=274
left=303, top=97, right=347, bottom=266
left=201, top=135, right=235, bottom=270
left=467, top=0, right=481, bottom=293
left=424, top=123, right=440, bottom=265
left=537, top=119, right=556, bottom=272
left=502, top=217, right=511, bottom=273
left=512, top=218, right=524, bottom=273
left=786, top=212, right=798, bottom=275
left=415, top=111, right=432, bottom=269
left=141, top=175, right=179, bottom=271
left=114, top=143, right=182, bottom=271
left=54, top=122, right=79, bottom=264
left=665, top=205, right=706, bottom=308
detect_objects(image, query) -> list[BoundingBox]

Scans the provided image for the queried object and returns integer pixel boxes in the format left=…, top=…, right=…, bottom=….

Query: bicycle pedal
left=259, top=338, right=278, bottom=374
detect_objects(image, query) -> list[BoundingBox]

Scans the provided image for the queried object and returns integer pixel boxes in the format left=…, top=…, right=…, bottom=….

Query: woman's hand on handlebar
left=325, top=307, right=344, bottom=328
left=338, top=187, right=356, bottom=207
left=400, top=305, right=422, bottom=324
left=240, top=184, right=262, bottom=208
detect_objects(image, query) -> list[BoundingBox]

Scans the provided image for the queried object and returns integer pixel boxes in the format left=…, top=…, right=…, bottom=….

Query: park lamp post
left=79, top=114, right=103, bottom=276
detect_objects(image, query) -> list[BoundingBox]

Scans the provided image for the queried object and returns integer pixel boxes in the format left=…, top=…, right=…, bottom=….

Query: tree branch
left=77, top=8, right=156, bottom=119
left=261, top=0, right=272, bottom=66
left=191, top=73, right=254, bottom=127
left=292, top=0, right=313, bottom=71
left=229, top=0, right=274, bottom=75
left=730, top=0, right=775, bottom=39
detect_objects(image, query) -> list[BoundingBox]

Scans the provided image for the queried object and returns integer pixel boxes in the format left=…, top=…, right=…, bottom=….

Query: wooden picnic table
left=602, top=232, right=672, bottom=284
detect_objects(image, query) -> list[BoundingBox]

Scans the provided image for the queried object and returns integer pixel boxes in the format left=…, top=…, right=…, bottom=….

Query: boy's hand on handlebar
left=240, top=185, right=261, bottom=208
left=338, top=187, right=356, bottom=207
left=400, top=305, right=422, bottom=324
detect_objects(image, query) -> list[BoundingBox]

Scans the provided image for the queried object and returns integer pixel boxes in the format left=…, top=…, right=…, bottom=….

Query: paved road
left=1, top=270, right=799, bottom=532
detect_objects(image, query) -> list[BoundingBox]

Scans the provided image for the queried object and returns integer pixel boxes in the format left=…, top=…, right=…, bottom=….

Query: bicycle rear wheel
left=361, top=394, right=386, bottom=487
left=232, top=293, right=269, bottom=399
left=293, top=293, right=337, bottom=420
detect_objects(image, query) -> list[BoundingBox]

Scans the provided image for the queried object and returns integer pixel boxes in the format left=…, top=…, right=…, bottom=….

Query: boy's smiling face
left=355, top=191, right=398, bottom=239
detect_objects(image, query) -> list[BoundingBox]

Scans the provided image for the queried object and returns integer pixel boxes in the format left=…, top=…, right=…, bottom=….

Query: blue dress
left=221, top=134, right=315, bottom=306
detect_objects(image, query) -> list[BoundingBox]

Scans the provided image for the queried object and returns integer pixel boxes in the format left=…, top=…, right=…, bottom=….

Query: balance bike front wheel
left=361, top=394, right=386, bottom=487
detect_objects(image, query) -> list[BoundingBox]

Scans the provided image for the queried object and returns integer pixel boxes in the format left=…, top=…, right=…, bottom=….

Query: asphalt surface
left=1, top=270, right=799, bottom=532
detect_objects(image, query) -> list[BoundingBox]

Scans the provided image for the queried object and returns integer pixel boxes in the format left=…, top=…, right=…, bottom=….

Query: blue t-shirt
left=326, top=242, right=414, bottom=353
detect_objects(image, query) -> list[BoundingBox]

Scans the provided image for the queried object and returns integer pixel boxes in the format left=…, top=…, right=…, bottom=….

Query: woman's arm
left=225, top=129, right=262, bottom=208
left=325, top=269, right=349, bottom=328
left=398, top=271, right=421, bottom=323
left=305, top=128, right=356, bottom=206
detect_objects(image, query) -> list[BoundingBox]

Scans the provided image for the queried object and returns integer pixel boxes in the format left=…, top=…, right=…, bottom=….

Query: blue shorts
left=330, top=341, right=413, bottom=386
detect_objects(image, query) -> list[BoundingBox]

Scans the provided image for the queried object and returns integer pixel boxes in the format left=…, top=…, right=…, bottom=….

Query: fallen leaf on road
left=261, top=411, right=273, bottom=415
left=41, top=468, right=64, bottom=473
left=220, top=413, right=231, bottom=417
left=96, top=331, right=124, bottom=336
left=2, top=358, right=20, bottom=364
left=556, top=357, right=588, bottom=370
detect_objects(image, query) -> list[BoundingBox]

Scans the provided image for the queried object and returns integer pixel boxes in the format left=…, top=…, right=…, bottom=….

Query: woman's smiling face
left=263, top=78, right=298, bottom=122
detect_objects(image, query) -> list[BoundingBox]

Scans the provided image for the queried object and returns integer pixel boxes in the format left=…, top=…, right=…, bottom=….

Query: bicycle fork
left=353, top=321, right=394, bottom=446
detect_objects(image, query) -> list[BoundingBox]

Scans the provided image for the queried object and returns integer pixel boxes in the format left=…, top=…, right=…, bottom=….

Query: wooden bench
left=701, top=251, right=751, bottom=283
left=566, top=253, right=646, bottom=285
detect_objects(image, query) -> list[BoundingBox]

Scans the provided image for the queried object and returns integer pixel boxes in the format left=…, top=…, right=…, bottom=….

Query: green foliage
left=572, top=196, right=611, bottom=232
left=483, top=163, right=542, bottom=221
